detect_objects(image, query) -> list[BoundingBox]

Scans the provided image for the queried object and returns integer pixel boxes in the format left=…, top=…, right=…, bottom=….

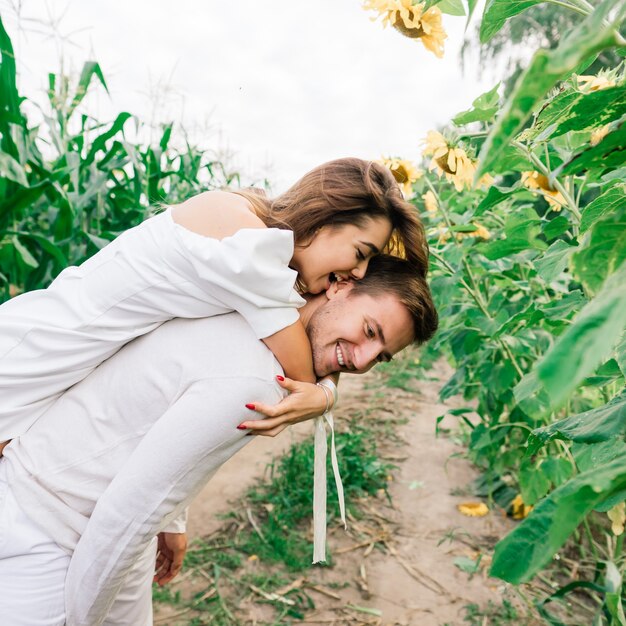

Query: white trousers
left=0, top=462, right=156, bottom=626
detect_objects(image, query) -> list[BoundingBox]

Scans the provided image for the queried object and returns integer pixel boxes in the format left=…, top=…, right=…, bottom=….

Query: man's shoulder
left=129, top=313, right=278, bottom=378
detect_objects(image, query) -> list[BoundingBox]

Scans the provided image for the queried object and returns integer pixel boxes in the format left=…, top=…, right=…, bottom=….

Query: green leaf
left=605, top=561, right=626, bottom=626
left=560, top=122, right=626, bottom=176
left=616, top=331, right=626, bottom=377
left=466, top=0, right=480, bottom=28
left=453, top=83, right=500, bottom=125
left=554, top=84, right=626, bottom=137
left=541, top=458, right=573, bottom=488
left=580, top=183, right=625, bottom=234
left=11, top=236, right=38, bottom=269
left=524, top=84, right=626, bottom=143
left=475, top=0, right=626, bottom=179
left=0, top=152, right=28, bottom=186
left=480, top=0, right=542, bottom=43
left=478, top=238, right=537, bottom=260
left=542, top=215, right=571, bottom=240
left=536, top=263, right=626, bottom=406
left=454, top=555, right=482, bottom=574
left=0, top=14, right=23, bottom=160
left=474, top=186, right=515, bottom=215
left=490, top=456, right=626, bottom=584
left=519, top=461, right=551, bottom=505
left=540, top=290, right=586, bottom=320
left=159, top=122, right=173, bottom=152
left=534, top=240, right=574, bottom=284
left=573, top=438, right=626, bottom=473
left=532, top=390, right=626, bottom=447
left=85, top=112, right=132, bottom=166
left=514, top=368, right=552, bottom=418
left=436, top=0, right=466, bottom=16
left=573, top=208, right=626, bottom=293
left=6, top=231, right=68, bottom=268
left=69, top=61, right=109, bottom=115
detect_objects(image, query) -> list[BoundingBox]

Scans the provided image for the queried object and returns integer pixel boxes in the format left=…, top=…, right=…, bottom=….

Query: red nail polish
left=245, top=403, right=255, bottom=410
left=276, top=375, right=285, bottom=381
left=237, top=424, right=247, bottom=430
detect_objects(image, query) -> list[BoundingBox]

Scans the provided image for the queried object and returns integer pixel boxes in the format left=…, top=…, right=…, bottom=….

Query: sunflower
left=457, top=502, right=489, bottom=517
left=577, top=74, right=616, bottom=93
left=468, top=223, right=491, bottom=240
left=422, top=131, right=476, bottom=192
left=521, top=171, right=567, bottom=211
left=422, top=190, right=438, bottom=213
left=510, top=494, right=533, bottom=520
left=380, top=157, right=423, bottom=196
left=363, top=0, right=447, bottom=58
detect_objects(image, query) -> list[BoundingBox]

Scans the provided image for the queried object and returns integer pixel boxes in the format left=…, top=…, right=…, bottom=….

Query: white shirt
left=3, top=313, right=285, bottom=626
left=0, top=208, right=304, bottom=440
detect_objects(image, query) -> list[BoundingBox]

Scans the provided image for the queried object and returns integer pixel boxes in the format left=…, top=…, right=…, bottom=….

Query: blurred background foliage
left=0, top=14, right=240, bottom=302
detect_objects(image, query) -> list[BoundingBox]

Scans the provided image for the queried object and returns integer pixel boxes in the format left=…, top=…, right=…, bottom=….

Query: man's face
left=306, top=283, right=415, bottom=377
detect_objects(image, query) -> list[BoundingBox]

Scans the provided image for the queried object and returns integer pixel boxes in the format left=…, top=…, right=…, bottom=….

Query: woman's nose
left=350, top=259, right=368, bottom=280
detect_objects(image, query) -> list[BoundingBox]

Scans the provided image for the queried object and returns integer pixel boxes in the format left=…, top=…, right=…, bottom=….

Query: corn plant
left=0, top=15, right=238, bottom=301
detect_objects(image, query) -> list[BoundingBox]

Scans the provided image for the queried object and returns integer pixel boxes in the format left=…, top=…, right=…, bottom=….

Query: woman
left=0, top=157, right=428, bottom=444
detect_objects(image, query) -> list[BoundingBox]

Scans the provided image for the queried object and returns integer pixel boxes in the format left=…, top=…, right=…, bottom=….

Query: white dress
left=0, top=208, right=305, bottom=441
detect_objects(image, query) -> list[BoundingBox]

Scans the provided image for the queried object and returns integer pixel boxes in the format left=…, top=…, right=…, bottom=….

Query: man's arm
left=64, top=377, right=278, bottom=626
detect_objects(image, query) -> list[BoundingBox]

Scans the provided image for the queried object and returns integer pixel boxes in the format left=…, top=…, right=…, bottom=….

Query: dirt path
left=161, top=360, right=521, bottom=625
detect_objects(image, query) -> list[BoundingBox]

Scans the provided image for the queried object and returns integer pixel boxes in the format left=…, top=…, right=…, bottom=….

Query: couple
left=0, top=158, right=437, bottom=625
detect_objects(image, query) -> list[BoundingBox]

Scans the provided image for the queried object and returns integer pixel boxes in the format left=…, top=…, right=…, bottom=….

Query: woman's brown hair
left=235, top=158, right=429, bottom=278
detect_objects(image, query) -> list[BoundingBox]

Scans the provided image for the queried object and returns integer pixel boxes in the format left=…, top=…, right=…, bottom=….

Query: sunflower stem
left=425, top=178, right=525, bottom=380
left=514, top=141, right=582, bottom=224
left=543, top=0, right=590, bottom=16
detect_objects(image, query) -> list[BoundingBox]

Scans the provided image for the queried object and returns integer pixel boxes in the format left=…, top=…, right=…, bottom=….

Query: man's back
left=3, top=313, right=283, bottom=554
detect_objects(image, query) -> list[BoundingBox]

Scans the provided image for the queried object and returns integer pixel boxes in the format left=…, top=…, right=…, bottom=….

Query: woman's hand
left=0, top=440, right=10, bottom=457
left=154, top=532, right=188, bottom=586
left=239, top=376, right=333, bottom=437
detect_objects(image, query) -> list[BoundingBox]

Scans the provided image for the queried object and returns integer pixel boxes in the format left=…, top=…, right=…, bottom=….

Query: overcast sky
left=2, top=0, right=499, bottom=192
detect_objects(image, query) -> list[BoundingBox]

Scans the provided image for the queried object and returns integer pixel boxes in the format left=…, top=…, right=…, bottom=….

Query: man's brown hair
left=236, top=158, right=429, bottom=278
left=348, top=254, right=438, bottom=346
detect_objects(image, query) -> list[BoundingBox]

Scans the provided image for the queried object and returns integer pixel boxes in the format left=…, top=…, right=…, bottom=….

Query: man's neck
left=298, top=293, right=326, bottom=330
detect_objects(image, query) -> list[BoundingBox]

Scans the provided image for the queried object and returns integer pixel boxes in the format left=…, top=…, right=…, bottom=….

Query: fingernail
left=276, top=375, right=285, bottom=381
left=237, top=424, right=248, bottom=430
left=245, top=403, right=255, bottom=410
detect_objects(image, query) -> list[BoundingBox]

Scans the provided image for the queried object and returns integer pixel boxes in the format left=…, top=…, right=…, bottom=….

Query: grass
left=152, top=415, right=395, bottom=624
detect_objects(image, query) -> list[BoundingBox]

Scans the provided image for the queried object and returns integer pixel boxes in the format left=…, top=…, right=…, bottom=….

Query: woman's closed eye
left=366, top=324, right=375, bottom=339
left=356, top=248, right=366, bottom=261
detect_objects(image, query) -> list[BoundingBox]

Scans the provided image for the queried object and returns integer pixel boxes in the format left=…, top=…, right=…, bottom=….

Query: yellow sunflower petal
left=457, top=502, right=489, bottom=517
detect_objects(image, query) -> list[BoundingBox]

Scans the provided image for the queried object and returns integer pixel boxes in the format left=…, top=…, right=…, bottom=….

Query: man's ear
left=325, top=279, right=354, bottom=300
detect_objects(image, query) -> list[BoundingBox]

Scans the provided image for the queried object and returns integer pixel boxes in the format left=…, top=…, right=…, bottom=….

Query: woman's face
left=291, top=216, right=393, bottom=294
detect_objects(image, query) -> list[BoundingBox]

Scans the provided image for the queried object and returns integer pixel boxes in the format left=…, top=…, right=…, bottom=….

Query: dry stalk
left=383, top=541, right=447, bottom=595
left=305, top=584, right=342, bottom=600
left=246, top=507, right=268, bottom=544
left=248, top=583, right=296, bottom=606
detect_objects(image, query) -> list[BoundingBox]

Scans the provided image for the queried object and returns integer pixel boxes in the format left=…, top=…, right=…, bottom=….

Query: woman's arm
left=261, top=319, right=316, bottom=384
left=239, top=373, right=340, bottom=437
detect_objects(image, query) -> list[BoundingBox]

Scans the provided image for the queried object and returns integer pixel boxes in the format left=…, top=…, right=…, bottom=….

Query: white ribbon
left=312, top=411, right=346, bottom=563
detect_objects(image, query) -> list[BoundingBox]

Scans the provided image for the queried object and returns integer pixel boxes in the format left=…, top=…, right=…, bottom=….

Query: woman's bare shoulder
left=171, top=190, right=265, bottom=239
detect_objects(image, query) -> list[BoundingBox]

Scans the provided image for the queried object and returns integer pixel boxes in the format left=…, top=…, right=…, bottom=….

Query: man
left=0, top=255, right=437, bottom=626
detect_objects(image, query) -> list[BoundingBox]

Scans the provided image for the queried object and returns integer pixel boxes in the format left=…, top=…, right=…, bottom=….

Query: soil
left=155, top=360, right=530, bottom=626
